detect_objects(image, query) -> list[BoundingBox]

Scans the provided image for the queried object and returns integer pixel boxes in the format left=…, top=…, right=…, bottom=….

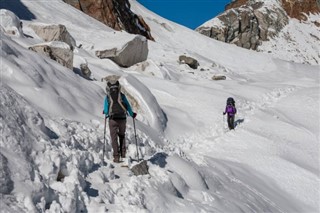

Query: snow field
left=0, top=0, right=319, bottom=212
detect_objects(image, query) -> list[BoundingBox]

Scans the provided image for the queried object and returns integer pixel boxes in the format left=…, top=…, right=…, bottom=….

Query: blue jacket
left=103, top=93, right=134, bottom=118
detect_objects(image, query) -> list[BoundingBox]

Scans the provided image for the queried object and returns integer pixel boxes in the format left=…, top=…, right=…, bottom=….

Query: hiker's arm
left=103, top=96, right=109, bottom=116
left=223, top=106, right=227, bottom=115
left=122, top=94, right=134, bottom=117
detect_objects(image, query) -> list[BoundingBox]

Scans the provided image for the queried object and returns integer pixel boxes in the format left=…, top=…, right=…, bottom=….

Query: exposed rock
left=226, top=0, right=320, bottom=20
left=196, top=1, right=289, bottom=50
left=0, top=9, right=23, bottom=37
left=29, top=41, right=74, bottom=70
left=225, top=0, right=247, bottom=10
left=80, top=63, right=91, bottom=78
left=0, top=153, right=14, bottom=194
left=29, top=23, right=76, bottom=49
left=130, top=160, right=149, bottom=176
left=212, top=75, right=227, bottom=80
left=179, top=55, right=199, bottom=69
left=281, top=0, right=320, bottom=20
left=96, top=36, right=148, bottom=67
left=63, top=0, right=154, bottom=41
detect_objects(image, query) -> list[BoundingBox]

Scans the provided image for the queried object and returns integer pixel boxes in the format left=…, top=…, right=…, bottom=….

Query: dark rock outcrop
left=179, top=55, right=199, bottom=69
left=197, top=0, right=319, bottom=50
left=63, top=0, right=154, bottom=41
left=196, top=1, right=289, bottom=50
left=281, top=0, right=320, bottom=20
left=0, top=153, right=14, bottom=194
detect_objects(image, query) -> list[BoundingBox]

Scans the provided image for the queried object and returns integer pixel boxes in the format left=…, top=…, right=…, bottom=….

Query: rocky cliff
left=226, top=0, right=320, bottom=20
left=63, top=0, right=154, bottom=40
left=196, top=0, right=319, bottom=50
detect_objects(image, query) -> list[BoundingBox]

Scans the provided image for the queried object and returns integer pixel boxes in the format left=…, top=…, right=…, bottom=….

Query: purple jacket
left=224, top=105, right=237, bottom=116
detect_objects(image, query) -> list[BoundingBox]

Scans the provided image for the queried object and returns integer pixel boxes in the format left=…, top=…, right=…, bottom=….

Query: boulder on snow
left=179, top=55, right=199, bottom=69
left=80, top=63, right=92, bottom=79
left=130, top=160, right=149, bottom=176
left=0, top=9, right=23, bottom=37
left=29, top=41, right=74, bottom=70
left=95, top=36, right=148, bottom=67
left=212, top=75, right=226, bottom=80
left=29, top=23, right=76, bottom=49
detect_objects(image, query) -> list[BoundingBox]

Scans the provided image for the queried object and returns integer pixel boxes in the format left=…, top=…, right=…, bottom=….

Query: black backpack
left=106, top=81, right=126, bottom=119
left=226, top=97, right=235, bottom=106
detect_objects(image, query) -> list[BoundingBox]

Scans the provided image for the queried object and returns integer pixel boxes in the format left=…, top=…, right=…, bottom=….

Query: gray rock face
left=179, top=55, right=199, bottom=69
left=96, top=36, right=148, bottom=67
left=29, top=23, right=76, bottom=49
left=196, top=1, right=289, bottom=50
left=29, top=41, right=74, bottom=70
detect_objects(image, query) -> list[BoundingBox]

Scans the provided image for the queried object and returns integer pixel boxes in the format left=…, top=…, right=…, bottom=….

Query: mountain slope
left=0, top=0, right=319, bottom=212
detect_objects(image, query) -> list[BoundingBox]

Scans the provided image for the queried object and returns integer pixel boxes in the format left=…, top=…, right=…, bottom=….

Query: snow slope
left=0, top=0, right=319, bottom=212
left=258, top=13, right=320, bottom=65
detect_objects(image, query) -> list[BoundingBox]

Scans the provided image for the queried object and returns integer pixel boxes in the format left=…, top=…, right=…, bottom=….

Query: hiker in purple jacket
left=223, top=97, right=237, bottom=130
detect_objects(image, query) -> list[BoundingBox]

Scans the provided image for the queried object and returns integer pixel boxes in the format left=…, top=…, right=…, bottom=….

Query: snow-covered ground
left=0, top=0, right=319, bottom=212
left=258, top=13, right=320, bottom=65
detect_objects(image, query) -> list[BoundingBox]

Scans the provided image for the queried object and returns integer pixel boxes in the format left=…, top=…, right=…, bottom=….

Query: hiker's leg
left=109, top=119, right=120, bottom=160
left=118, top=119, right=127, bottom=158
left=227, top=116, right=232, bottom=130
left=230, top=116, right=235, bottom=129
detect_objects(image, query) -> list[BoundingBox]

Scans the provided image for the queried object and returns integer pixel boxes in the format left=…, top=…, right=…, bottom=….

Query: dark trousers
left=227, top=115, right=235, bottom=130
left=109, top=119, right=126, bottom=158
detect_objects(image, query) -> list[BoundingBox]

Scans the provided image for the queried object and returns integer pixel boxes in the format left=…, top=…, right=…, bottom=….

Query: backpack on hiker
left=224, top=97, right=237, bottom=116
left=106, top=80, right=127, bottom=119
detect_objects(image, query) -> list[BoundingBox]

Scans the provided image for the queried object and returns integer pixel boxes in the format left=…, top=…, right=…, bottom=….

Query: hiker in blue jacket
left=103, top=80, right=136, bottom=163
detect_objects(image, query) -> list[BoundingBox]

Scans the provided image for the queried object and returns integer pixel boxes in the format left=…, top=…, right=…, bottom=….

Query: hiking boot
left=113, top=157, right=120, bottom=163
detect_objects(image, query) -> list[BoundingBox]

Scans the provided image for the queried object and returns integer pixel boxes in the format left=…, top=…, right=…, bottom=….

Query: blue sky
left=137, top=0, right=231, bottom=29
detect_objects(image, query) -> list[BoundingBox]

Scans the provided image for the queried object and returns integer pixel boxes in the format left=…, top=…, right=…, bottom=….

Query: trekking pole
left=101, top=116, right=107, bottom=166
left=223, top=113, right=226, bottom=129
left=133, top=117, right=140, bottom=162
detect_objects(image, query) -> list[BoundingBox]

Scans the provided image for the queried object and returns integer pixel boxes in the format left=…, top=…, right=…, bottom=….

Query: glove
left=133, top=112, right=137, bottom=119
left=102, top=110, right=105, bottom=115
left=223, top=112, right=226, bottom=115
